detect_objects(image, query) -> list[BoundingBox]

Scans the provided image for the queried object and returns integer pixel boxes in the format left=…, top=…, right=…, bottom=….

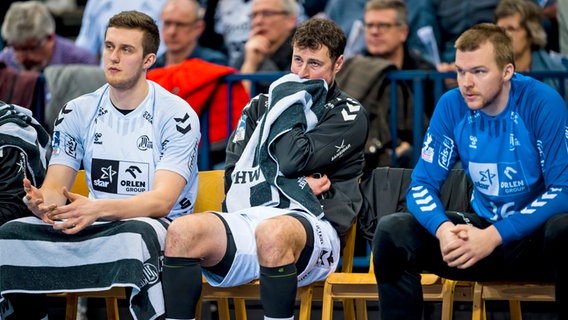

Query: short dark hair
left=455, top=23, right=515, bottom=70
left=106, top=10, right=160, bottom=57
left=292, top=18, right=346, bottom=63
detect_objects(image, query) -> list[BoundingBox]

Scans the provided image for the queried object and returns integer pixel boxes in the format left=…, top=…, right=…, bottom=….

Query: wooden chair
left=320, top=252, right=473, bottom=320
left=471, top=281, right=555, bottom=320
left=201, top=216, right=359, bottom=320
left=55, top=169, right=226, bottom=320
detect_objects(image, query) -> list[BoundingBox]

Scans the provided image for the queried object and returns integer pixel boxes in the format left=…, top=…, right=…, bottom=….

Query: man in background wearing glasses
left=0, top=1, right=97, bottom=72
left=152, top=0, right=228, bottom=69
left=235, top=0, right=298, bottom=94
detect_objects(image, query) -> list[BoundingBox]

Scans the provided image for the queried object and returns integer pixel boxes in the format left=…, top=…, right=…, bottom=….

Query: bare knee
left=165, top=213, right=226, bottom=261
left=256, top=216, right=306, bottom=267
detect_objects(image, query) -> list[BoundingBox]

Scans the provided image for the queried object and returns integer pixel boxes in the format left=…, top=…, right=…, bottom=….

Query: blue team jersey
left=408, top=73, right=568, bottom=244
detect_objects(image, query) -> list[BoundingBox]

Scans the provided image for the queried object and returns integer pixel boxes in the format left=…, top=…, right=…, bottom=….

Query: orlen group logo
left=91, top=159, right=150, bottom=195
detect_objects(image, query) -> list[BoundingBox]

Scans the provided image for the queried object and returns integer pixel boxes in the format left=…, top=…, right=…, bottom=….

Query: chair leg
left=509, top=300, right=522, bottom=320
left=321, top=284, right=334, bottom=320
left=298, top=285, right=314, bottom=320
left=234, top=298, right=247, bottom=320
left=471, top=282, right=486, bottom=320
left=195, top=297, right=203, bottom=319
left=441, top=280, right=458, bottom=320
left=65, top=293, right=79, bottom=320
left=216, top=298, right=231, bottom=320
left=104, top=297, right=120, bottom=320
left=354, top=299, right=367, bottom=320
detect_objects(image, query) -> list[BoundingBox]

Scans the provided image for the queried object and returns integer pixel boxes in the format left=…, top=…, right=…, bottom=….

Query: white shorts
left=202, top=207, right=340, bottom=287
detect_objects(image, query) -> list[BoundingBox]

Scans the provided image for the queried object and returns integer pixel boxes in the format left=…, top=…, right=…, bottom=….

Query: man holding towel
left=161, top=18, right=369, bottom=320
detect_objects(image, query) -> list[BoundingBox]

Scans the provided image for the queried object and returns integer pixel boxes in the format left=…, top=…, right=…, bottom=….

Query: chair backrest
left=194, top=170, right=225, bottom=212
left=71, top=170, right=226, bottom=213
left=71, top=170, right=89, bottom=196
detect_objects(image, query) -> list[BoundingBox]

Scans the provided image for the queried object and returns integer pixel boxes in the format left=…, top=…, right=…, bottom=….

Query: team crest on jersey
left=233, top=114, right=247, bottom=142
left=52, top=131, right=78, bottom=158
left=137, top=135, right=153, bottom=151
left=92, top=159, right=150, bottom=194
left=421, top=133, right=434, bottom=163
left=469, top=161, right=528, bottom=196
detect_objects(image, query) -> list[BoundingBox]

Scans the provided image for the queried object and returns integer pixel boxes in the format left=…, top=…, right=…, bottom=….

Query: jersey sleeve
left=155, top=101, right=201, bottom=184
left=48, top=100, right=87, bottom=171
left=406, top=90, right=462, bottom=236
left=492, top=86, right=568, bottom=244
left=272, top=96, right=368, bottom=177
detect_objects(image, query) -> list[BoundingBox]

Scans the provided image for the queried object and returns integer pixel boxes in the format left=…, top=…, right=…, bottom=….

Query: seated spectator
left=495, top=0, right=568, bottom=96
left=0, top=1, right=97, bottom=72
left=236, top=0, right=298, bottom=93
left=75, top=0, right=167, bottom=63
left=152, top=0, right=228, bottom=69
left=337, top=0, right=435, bottom=169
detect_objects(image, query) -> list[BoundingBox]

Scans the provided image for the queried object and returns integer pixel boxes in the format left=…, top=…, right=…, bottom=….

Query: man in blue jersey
left=0, top=11, right=200, bottom=319
left=372, top=23, right=568, bottom=319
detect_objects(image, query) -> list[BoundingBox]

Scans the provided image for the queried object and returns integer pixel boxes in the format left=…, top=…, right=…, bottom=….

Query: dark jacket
left=224, top=82, right=368, bottom=239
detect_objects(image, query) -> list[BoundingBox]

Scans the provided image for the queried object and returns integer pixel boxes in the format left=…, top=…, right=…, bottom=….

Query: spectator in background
left=495, top=0, right=567, bottom=96
left=236, top=0, right=298, bottom=93
left=152, top=0, right=228, bottom=69
left=559, top=0, right=568, bottom=57
left=0, top=1, right=97, bottom=72
left=362, top=0, right=436, bottom=115
left=75, top=0, right=166, bottom=63
left=337, top=0, right=436, bottom=169
left=405, top=0, right=500, bottom=66
left=323, top=0, right=367, bottom=58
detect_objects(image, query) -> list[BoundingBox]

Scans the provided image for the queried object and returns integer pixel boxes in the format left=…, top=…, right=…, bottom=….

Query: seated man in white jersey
left=0, top=11, right=200, bottom=320
left=161, top=18, right=369, bottom=320
left=373, top=23, right=568, bottom=319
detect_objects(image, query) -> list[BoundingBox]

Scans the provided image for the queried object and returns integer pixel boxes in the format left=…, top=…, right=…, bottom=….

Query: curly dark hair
left=292, top=18, right=346, bottom=63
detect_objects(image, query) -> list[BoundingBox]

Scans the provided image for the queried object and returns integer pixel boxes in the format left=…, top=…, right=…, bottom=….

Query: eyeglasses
left=364, top=22, right=400, bottom=32
left=250, top=10, right=289, bottom=19
left=163, top=19, right=200, bottom=29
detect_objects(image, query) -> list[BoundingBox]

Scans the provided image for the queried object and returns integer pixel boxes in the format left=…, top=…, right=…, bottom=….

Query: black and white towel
left=0, top=217, right=168, bottom=320
left=225, top=73, right=328, bottom=217
left=0, top=102, right=50, bottom=186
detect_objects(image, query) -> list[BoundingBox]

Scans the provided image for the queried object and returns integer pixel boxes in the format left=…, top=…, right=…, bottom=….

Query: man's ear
left=503, top=63, right=514, bottom=81
left=334, top=54, right=344, bottom=73
left=143, top=53, right=156, bottom=69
